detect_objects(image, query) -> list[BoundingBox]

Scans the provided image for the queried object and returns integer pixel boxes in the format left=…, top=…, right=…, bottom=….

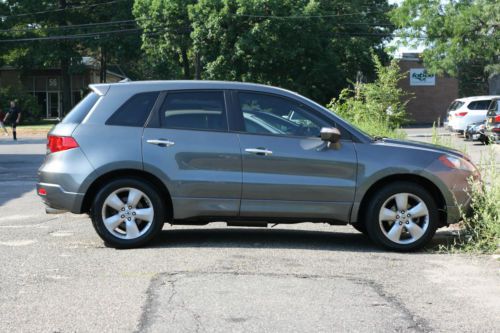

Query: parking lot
left=1, top=129, right=499, bottom=332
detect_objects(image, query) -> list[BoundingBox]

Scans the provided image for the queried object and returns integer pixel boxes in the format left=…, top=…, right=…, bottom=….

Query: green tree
left=134, top=0, right=394, bottom=104
left=390, top=0, right=500, bottom=86
left=134, top=0, right=197, bottom=79
left=328, top=53, right=410, bottom=138
left=0, top=1, right=143, bottom=113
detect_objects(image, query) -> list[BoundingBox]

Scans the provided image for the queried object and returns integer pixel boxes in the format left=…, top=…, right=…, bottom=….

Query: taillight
left=494, top=115, right=500, bottom=122
left=47, top=135, right=79, bottom=154
left=456, top=112, right=468, bottom=117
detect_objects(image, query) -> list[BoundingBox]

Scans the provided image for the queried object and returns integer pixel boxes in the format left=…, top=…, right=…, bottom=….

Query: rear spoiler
left=89, top=84, right=110, bottom=96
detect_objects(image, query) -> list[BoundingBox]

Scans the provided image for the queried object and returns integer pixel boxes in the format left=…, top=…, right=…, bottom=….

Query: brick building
left=0, top=57, right=125, bottom=119
left=398, top=53, right=459, bottom=124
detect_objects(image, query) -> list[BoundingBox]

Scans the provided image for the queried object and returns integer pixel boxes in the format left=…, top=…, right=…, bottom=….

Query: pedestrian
left=0, top=107, right=9, bottom=136
left=3, top=100, right=21, bottom=141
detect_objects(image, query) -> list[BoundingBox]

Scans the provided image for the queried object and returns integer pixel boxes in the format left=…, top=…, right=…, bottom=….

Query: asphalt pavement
left=0, top=131, right=499, bottom=333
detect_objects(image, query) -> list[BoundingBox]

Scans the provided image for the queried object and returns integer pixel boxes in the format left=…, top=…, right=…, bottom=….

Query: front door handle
left=146, top=139, right=175, bottom=147
left=245, top=148, right=273, bottom=156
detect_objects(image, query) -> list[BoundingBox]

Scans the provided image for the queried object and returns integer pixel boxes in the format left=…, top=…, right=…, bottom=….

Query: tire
left=90, top=178, right=165, bottom=248
left=351, top=223, right=367, bottom=235
left=365, top=182, right=438, bottom=251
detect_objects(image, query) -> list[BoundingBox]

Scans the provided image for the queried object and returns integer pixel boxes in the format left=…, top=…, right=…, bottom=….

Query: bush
left=327, top=53, right=410, bottom=139
left=0, top=86, right=42, bottom=123
left=455, top=148, right=500, bottom=253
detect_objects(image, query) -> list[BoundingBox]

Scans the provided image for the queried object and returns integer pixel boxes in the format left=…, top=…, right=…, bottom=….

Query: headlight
left=438, top=155, right=477, bottom=172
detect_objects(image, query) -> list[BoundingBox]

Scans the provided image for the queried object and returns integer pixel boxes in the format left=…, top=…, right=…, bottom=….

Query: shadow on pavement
left=0, top=154, right=44, bottom=207
left=143, top=227, right=458, bottom=253
left=149, top=227, right=382, bottom=252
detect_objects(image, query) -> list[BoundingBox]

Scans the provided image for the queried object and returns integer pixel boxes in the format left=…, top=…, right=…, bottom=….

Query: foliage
left=135, top=0, right=395, bottom=104
left=327, top=53, right=409, bottom=138
left=134, top=0, right=196, bottom=79
left=430, top=128, right=498, bottom=254
left=459, top=153, right=500, bottom=253
left=0, top=86, right=42, bottom=122
left=439, top=147, right=500, bottom=254
left=390, top=0, right=500, bottom=80
left=0, top=1, right=143, bottom=114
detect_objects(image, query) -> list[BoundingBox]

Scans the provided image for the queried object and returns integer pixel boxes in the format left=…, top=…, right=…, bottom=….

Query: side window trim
left=152, top=89, right=230, bottom=132
left=231, top=90, right=352, bottom=140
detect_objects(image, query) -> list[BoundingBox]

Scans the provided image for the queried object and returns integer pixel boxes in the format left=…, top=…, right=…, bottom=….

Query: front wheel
left=90, top=178, right=165, bottom=248
left=365, top=182, right=438, bottom=251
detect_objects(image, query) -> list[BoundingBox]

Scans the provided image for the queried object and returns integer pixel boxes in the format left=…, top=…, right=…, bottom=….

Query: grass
left=431, top=127, right=500, bottom=254
left=351, top=118, right=407, bottom=140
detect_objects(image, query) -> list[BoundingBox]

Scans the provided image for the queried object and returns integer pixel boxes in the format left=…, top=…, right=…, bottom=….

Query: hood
left=373, top=138, right=466, bottom=159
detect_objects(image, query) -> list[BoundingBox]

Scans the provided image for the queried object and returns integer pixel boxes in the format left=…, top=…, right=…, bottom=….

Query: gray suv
left=37, top=81, right=478, bottom=251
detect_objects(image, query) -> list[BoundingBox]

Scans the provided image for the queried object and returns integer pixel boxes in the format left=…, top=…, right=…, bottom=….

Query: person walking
left=0, top=107, right=9, bottom=136
left=3, top=100, right=21, bottom=141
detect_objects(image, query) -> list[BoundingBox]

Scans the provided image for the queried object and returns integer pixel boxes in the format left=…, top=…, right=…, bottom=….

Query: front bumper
left=36, top=182, right=84, bottom=213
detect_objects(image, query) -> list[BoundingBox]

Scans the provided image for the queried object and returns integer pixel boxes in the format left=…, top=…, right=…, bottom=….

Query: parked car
left=464, top=121, right=488, bottom=144
left=37, top=81, right=479, bottom=251
left=485, top=97, right=500, bottom=142
left=446, top=96, right=500, bottom=134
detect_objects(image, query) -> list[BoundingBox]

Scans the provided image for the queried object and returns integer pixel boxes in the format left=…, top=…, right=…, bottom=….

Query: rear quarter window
left=106, top=92, right=159, bottom=127
left=61, top=92, right=99, bottom=124
left=447, top=101, right=464, bottom=111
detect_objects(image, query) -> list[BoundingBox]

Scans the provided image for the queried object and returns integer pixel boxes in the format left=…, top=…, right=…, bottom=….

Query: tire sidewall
left=365, top=182, right=438, bottom=251
left=91, top=178, right=165, bottom=248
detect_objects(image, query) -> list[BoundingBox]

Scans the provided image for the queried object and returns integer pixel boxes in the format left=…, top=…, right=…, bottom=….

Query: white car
left=446, top=96, right=500, bottom=133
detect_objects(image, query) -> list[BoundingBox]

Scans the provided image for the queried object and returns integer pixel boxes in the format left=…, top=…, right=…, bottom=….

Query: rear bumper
left=36, top=182, right=84, bottom=214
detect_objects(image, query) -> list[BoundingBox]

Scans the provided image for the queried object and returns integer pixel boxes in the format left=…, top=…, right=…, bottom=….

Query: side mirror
left=320, top=127, right=341, bottom=143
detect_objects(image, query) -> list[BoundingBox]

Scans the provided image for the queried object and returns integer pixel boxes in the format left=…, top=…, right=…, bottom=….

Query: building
left=398, top=53, right=459, bottom=124
left=0, top=57, right=126, bottom=119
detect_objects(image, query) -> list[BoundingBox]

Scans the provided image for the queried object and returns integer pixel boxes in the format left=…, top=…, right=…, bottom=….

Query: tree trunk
left=194, top=52, right=201, bottom=80
left=59, top=0, right=71, bottom=116
left=181, top=48, right=190, bottom=79
left=100, top=47, right=107, bottom=83
left=60, top=56, right=72, bottom=116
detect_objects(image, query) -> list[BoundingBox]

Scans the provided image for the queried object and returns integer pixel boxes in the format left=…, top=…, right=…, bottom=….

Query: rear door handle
left=245, top=148, right=273, bottom=156
left=146, top=139, right=175, bottom=147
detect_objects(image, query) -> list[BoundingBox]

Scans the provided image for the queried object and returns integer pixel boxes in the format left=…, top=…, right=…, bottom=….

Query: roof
left=454, top=95, right=500, bottom=102
left=89, top=80, right=301, bottom=98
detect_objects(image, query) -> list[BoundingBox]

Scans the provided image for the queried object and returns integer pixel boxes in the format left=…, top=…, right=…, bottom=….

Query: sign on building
left=410, top=68, right=435, bottom=86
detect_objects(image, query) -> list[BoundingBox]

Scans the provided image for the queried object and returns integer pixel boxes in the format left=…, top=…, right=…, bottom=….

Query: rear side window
left=467, top=100, right=491, bottom=110
left=61, top=92, right=99, bottom=124
left=106, top=92, right=159, bottom=127
left=159, top=91, right=227, bottom=131
left=447, top=101, right=464, bottom=111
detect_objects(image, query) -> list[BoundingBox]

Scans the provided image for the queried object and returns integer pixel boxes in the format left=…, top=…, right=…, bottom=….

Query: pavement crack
left=356, top=278, right=433, bottom=333
left=134, top=273, right=163, bottom=333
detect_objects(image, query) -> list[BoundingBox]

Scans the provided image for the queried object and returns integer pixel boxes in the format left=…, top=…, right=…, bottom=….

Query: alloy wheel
left=378, top=192, right=430, bottom=245
left=101, top=187, right=154, bottom=240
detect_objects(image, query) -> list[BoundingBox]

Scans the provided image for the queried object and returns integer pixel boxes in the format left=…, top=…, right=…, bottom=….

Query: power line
left=0, top=19, right=139, bottom=34
left=231, top=9, right=389, bottom=19
left=0, top=26, right=193, bottom=43
left=0, top=0, right=131, bottom=19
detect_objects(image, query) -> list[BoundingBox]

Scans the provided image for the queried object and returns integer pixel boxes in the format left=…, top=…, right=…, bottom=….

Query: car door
left=233, top=91, right=358, bottom=222
left=142, top=90, right=242, bottom=220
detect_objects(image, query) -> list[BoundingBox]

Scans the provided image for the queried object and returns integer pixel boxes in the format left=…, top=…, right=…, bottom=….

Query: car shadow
left=149, top=228, right=379, bottom=252
left=144, top=227, right=458, bottom=253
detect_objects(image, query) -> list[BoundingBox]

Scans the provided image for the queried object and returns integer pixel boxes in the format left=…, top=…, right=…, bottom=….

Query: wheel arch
left=80, top=169, right=173, bottom=219
left=354, top=174, right=447, bottom=227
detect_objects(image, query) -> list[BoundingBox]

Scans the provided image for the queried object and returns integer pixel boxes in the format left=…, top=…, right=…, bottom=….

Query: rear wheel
left=365, top=182, right=438, bottom=251
left=90, top=178, right=165, bottom=248
left=351, top=223, right=367, bottom=235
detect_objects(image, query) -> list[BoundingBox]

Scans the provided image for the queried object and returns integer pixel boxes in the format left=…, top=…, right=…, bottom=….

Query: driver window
left=238, top=92, right=328, bottom=137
